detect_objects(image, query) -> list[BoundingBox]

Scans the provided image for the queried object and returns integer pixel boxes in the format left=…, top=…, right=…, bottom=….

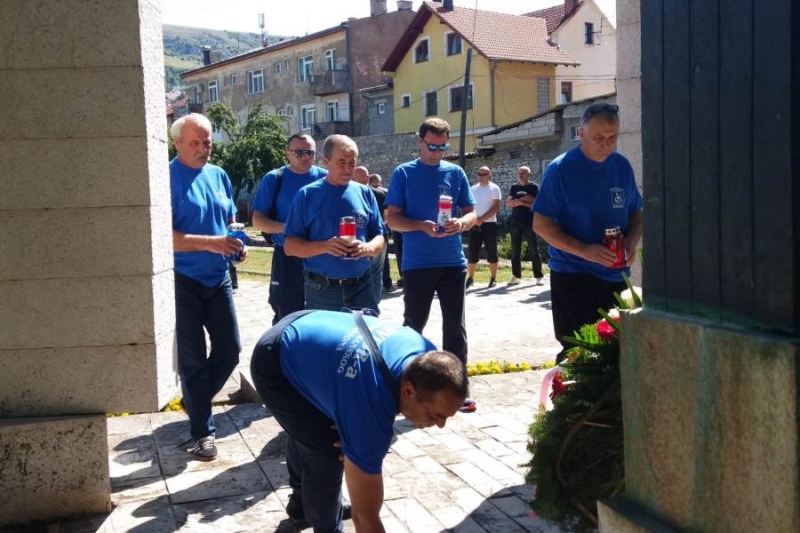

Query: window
left=208, top=80, right=218, bottom=103
left=325, top=49, right=336, bottom=71
left=277, top=109, right=286, bottom=116
left=301, top=105, right=316, bottom=130
left=230, top=73, right=239, bottom=86
left=285, top=59, right=291, bottom=71
left=401, top=94, right=411, bottom=108
left=585, top=22, right=594, bottom=45
left=570, top=125, right=580, bottom=141
left=287, top=106, right=294, bottom=118
left=414, top=38, right=430, bottom=63
left=424, top=90, right=438, bottom=116
left=247, top=69, right=264, bottom=94
left=299, top=55, right=313, bottom=82
left=536, top=78, right=551, bottom=112
left=449, top=84, right=473, bottom=112
left=445, top=33, right=462, bottom=56
left=326, top=101, right=339, bottom=122
left=273, top=62, right=282, bottom=74
left=377, top=102, right=386, bottom=115
left=561, top=81, right=573, bottom=103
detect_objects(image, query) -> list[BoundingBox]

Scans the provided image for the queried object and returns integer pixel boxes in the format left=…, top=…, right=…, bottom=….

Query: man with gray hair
left=533, top=103, right=643, bottom=363
left=170, top=113, right=243, bottom=461
left=506, top=165, right=544, bottom=286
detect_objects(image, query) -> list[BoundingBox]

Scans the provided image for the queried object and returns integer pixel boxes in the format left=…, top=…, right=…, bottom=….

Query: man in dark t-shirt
left=369, top=173, right=393, bottom=292
left=506, top=165, right=544, bottom=286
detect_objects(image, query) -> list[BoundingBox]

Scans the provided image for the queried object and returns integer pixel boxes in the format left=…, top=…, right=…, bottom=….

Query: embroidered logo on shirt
left=611, top=188, right=625, bottom=209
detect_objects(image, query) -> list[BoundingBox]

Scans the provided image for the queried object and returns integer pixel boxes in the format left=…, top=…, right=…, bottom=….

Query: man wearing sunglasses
left=252, top=134, right=327, bottom=324
left=533, top=103, right=643, bottom=363
left=386, top=117, right=478, bottom=412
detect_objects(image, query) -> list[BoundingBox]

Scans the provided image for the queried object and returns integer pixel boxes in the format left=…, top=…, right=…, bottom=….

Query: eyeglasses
left=580, top=103, right=619, bottom=125
left=423, top=142, right=450, bottom=152
left=290, top=149, right=316, bottom=158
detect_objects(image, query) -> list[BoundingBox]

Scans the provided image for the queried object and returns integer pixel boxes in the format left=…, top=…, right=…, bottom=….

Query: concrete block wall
left=0, top=0, right=176, bottom=524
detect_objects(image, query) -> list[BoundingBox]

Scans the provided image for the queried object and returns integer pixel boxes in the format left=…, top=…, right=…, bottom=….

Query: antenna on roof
left=259, top=13, right=268, bottom=47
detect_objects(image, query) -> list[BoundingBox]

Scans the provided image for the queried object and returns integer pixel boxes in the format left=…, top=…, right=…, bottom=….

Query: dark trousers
left=174, top=272, right=241, bottom=440
left=228, top=262, right=238, bottom=289
left=550, top=271, right=626, bottom=363
left=269, top=246, right=306, bottom=325
left=510, top=219, right=543, bottom=279
left=403, top=267, right=468, bottom=364
left=382, top=246, right=392, bottom=290
left=369, top=244, right=387, bottom=305
left=393, top=231, right=404, bottom=281
left=250, top=313, right=345, bottom=533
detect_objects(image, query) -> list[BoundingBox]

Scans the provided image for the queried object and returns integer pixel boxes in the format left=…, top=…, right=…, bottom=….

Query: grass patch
left=466, top=359, right=555, bottom=376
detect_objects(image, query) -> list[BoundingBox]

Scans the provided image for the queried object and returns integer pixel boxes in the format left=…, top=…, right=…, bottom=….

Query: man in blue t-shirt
left=250, top=309, right=468, bottom=532
left=386, top=117, right=477, bottom=411
left=170, top=113, right=244, bottom=461
left=252, top=134, right=327, bottom=324
left=533, top=103, right=644, bottom=363
left=284, top=135, right=385, bottom=313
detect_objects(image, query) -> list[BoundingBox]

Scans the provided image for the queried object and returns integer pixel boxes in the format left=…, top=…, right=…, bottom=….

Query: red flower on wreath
left=596, top=319, right=616, bottom=341
left=550, top=371, right=567, bottom=401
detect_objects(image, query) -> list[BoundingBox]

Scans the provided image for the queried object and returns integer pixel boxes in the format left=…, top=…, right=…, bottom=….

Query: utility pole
left=458, top=48, right=472, bottom=169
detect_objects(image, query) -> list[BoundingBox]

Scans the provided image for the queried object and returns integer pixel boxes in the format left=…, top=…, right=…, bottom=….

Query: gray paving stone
left=173, top=491, right=286, bottom=531
left=447, top=462, right=510, bottom=499
left=165, top=462, right=270, bottom=504
left=384, top=497, right=445, bottom=533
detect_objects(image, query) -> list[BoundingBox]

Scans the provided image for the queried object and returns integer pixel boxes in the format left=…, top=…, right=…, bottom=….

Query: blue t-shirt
left=386, top=159, right=475, bottom=271
left=533, top=147, right=643, bottom=282
left=284, top=179, right=385, bottom=278
left=170, top=158, right=235, bottom=287
left=279, top=310, right=436, bottom=474
left=251, top=165, right=327, bottom=247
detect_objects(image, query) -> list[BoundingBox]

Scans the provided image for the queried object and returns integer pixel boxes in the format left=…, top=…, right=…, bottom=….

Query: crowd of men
left=168, top=103, right=642, bottom=532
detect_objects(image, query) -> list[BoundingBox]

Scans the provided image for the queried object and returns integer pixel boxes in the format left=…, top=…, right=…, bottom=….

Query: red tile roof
left=383, top=2, right=577, bottom=71
left=524, top=1, right=585, bottom=35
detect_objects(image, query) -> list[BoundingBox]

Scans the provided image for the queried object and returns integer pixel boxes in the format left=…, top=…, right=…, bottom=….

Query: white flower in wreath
left=620, top=286, right=642, bottom=309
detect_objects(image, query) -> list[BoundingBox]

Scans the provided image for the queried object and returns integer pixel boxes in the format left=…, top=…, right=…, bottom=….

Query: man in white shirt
left=466, top=166, right=502, bottom=288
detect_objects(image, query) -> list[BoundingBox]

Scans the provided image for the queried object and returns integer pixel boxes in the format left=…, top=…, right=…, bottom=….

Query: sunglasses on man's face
left=290, top=149, right=315, bottom=158
left=423, top=142, right=450, bottom=152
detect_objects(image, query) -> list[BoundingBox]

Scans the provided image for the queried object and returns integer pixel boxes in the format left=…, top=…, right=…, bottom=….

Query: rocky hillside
left=163, top=24, right=284, bottom=92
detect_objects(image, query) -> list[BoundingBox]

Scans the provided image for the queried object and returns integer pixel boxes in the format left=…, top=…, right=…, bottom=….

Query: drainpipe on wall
left=490, top=60, right=497, bottom=127
left=345, top=21, right=355, bottom=136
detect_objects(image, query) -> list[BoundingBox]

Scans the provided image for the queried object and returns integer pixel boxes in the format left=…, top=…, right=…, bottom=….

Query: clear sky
left=161, top=0, right=562, bottom=38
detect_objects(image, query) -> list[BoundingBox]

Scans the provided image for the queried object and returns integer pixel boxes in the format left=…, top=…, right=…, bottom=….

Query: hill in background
left=163, top=24, right=286, bottom=92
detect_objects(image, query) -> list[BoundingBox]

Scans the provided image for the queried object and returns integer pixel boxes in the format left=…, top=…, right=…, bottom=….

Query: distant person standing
left=170, top=113, right=243, bottom=461
left=533, top=103, right=643, bottom=363
left=369, top=173, right=394, bottom=293
left=506, top=165, right=544, bottom=286
left=466, top=166, right=502, bottom=288
left=284, top=135, right=385, bottom=313
left=353, top=166, right=389, bottom=304
left=252, top=134, right=327, bottom=324
left=386, top=117, right=478, bottom=412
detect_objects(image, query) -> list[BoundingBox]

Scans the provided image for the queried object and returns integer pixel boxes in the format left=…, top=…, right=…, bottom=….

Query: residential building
left=525, top=0, right=617, bottom=103
left=359, top=83, right=396, bottom=136
left=178, top=1, right=415, bottom=140
left=381, top=0, right=577, bottom=151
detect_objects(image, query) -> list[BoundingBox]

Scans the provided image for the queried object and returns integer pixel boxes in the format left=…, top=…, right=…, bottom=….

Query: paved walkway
left=50, top=277, right=566, bottom=532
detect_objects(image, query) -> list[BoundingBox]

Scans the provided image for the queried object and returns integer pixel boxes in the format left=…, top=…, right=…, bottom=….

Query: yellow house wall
left=391, top=15, right=557, bottom=150
left=551, top=0, right=617, bottom=102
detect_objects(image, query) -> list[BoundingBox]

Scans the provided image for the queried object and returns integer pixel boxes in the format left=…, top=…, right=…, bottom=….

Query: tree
left=206, top=102, right=288, bottom=201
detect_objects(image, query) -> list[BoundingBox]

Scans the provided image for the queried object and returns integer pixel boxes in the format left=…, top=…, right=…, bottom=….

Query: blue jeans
left=174, top=272, right=241, bottom=440
left=304, top=271, right=378, bottom=314
left=250, top=313, right=345, bottom=533
left=402, top=267, right=468, bottom=364
left=269, top=246, right=306, bottom=325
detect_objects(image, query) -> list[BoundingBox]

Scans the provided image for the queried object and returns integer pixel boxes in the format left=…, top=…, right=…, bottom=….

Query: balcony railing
left=309, top=69, right=351, bottom=96
left=310, top=121, right=353, bottom=140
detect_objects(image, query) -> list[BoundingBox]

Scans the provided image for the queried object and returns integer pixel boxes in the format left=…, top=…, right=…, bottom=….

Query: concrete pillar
left=0, top=0, right=176, bottom=524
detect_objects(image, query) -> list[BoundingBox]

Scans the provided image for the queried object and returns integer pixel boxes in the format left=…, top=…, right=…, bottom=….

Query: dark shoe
left=488, top=278, right=496, bottom=288
left=286, top=494, right=353, bottom=522
left=188, top=436, right=217, bottom=461
left=460, top=398, right=477, bottom=413
left=466, top=277, right=474, bottom=288
left=397, top=278, right=404, bottom=288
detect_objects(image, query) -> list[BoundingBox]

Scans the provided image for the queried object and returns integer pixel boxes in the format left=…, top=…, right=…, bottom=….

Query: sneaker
left=460, top=398, right=477, bottom=413
left=488, top=278, right=496, bottom=288
left=466, top=278, right=474, bottom=288
left=507, top=276, right=521, bottom=286
left=534, top=277, right=544, bottom=286
left=189, top=436, right=218, bottom=461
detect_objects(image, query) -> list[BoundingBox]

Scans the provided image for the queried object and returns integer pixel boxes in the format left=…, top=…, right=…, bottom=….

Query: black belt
left=305, top=270, right=369, bottom=287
